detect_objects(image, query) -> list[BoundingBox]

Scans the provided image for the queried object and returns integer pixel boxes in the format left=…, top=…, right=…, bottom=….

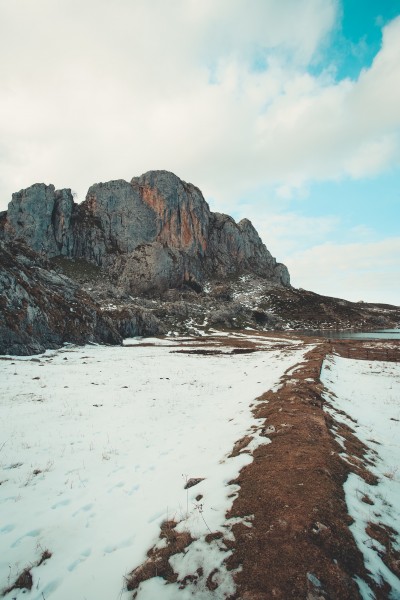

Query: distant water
left=298, top=329, right=400, bottom=340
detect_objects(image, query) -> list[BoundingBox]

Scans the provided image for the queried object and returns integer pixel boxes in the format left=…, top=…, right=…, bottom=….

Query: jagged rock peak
left=79, top=170, right=211, bottom=259
left=2, top=183, right=74, bottom=257
left=0, top=171, right=290, bottom=290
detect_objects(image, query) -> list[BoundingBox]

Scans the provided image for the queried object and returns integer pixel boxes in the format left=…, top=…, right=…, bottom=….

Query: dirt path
left=226, top=342, right=361, bottom=599
left=126, top=334, right=399, bottom=599
left=227, top=336, right=400, bottom=600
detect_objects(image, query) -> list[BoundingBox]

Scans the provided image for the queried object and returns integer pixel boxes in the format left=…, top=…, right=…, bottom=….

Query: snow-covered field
left=322, top=355, right=400, bottom=598
left=0, top=336, right=307, bottom=600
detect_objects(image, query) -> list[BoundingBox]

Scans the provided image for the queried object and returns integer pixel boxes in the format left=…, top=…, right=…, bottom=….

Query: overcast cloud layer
left=0, top=0, right=399, bottom=305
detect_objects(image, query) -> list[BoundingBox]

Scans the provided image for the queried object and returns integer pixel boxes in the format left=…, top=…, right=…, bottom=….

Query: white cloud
left=233, top=205, right=339, bottom=257
left=286, top=238, right=400, bottom=305
left=1, top=5, right=399, bottom=202
left=0, top=5, right=398, bottom=209
left=185, top=0, right=337, bottom=65
left=0, top=0, right=338, bottom=207
left=0, top=1, right=399, bottom=307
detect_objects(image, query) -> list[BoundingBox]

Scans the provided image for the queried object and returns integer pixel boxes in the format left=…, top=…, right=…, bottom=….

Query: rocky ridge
left=1, top=171, right=399, bottom=355
left=0, top=170, right=289, bottom=293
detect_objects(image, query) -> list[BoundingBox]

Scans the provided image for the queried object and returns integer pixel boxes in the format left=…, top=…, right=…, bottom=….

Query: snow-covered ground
left=322, top=355, right=400, bottom=598
left=0, top=337, right=307, bottom=600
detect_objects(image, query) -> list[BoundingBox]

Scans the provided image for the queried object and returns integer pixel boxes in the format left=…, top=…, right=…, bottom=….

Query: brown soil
left=126, top=521, right=194, bottom=594
left=125, top=334, right=400, bottom=599
left=365, top=522, right=400, bottom=578
left=329, top=338, right=400, bottom=363
left=226, top=342, right=364, bottom=599
left=226, top=336, right=400, bottom=599
left=2, top=549, right=52, bottom=596
left=3, top=568, right=33, bottom=595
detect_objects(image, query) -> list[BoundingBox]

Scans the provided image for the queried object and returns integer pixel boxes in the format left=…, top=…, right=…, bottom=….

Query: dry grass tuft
left=3, top=549, right=52, bottom=596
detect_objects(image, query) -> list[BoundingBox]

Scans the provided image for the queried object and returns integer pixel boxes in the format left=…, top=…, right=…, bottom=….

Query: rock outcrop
left=0, top=240, right=170, bottom=355
left=2, top=184, right=74, bottom=257
left=0, top=241, right=124, bottom=355
left=0, top=171, right=290, bottom=293
left=207, top=213, right=289, bottom=283
left=0, top=171, right=292, bottom=354
left=1, top=170, right=399, bottom=357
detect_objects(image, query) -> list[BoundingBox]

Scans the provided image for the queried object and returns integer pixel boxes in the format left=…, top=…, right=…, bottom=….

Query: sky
left=0, top=0, right=399, bottom=306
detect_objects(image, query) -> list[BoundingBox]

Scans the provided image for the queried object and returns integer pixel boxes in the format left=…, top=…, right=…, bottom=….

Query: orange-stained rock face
left=85, top=193, right=98, bottom=215
left=141, top=181, right=208, bottom=254
left=141, top=186, right=164, bottom=217
left=181, top=208, right=200, bottom=249
left=0, top=170, right=290, bottom=289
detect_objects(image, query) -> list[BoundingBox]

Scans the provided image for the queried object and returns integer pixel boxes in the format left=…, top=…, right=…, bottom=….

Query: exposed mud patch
left=126, top=521, right=193, bottom=595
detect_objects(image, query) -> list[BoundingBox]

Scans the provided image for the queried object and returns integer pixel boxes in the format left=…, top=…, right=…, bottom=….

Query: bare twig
left=197, top=503, right=212, bottom=534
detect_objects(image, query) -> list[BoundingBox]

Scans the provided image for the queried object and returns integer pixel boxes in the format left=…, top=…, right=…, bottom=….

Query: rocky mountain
left=0, top=170, right=289, bottom=294
left=1, top=171, right=399, bottom=355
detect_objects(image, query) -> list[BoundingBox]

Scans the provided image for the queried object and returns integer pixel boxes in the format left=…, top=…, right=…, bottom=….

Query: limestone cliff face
left=73, top=179, right=157, bottom=264
left=1, top=170, right=290, bottom=292
left=3, top=184, right=74, bottom=257
left=206, top=214, right=289, bottom=285
left=133, top=171, right=210, bottom=256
